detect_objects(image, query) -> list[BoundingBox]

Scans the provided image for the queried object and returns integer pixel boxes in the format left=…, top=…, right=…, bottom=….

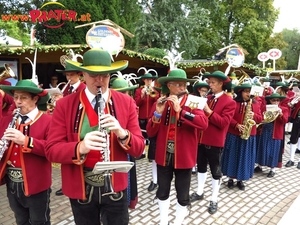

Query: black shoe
left=285, top=160, right=295, bottom=167
left=147, top=181, right=158, bottom=192
left=136, top=154, right=145, bottom=160
left=296, top=149, right=300, bottom=154
left=190, top=192, right=204, bottom=202
left=297, top=162, right=300, bottom=169
left=55, top=188, right=63, bottom=196
left=208, top=201, right=218, bottom=214
left=227, top=179, right=234, bottom=189
left=254, top=166, right=262, bottom=173
left=267, top=171, right=275, bottom=178
left=237, top=181, right=245, bottom=191
left=192, top=170, right=196, bottom=175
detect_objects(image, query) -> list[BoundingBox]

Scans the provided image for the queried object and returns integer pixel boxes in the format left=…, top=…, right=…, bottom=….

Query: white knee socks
left=290, top=144, right=297, bottom=161
left=174, top=202, right=188, bottom=225
left=158, top=198, right=170, bottom=225
left=211, top=179, right=221, bottom=202
left=196, top=172, right=207, bottom=196
left=152, top=160, right=157, bottom=184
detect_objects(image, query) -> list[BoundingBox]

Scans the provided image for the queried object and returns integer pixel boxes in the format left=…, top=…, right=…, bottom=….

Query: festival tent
left=0, top=35, right=22, bottom=47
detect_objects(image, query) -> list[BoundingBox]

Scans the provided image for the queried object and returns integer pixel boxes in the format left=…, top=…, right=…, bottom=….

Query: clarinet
left=0, top=108, right=21, bottom=161
left=96, top=87, right=116, bottom=196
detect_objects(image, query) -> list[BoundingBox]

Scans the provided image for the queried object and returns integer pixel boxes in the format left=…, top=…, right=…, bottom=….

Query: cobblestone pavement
left=1, top=136, right=300, bottom=225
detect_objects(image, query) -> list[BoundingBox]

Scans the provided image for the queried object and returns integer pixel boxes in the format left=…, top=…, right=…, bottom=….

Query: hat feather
left=25, top=48, right=38, bottom=85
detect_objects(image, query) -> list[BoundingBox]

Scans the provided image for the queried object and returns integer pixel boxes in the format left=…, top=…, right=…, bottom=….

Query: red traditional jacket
left=228, top=100, right=263, bottom=136
left=134, top=87, right=159, bottom=119
left=0, top=112, right=52, bottom=195
left=199, top=94, right=236, bottom=147
left=146, top=94, right=208, bottom=169
left=62, top=82, right=86, bottom=97
left=45, top=89, right=144, bottom=200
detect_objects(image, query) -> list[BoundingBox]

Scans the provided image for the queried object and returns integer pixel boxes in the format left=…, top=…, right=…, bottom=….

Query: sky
left=273, top=0, right=300, bottom=32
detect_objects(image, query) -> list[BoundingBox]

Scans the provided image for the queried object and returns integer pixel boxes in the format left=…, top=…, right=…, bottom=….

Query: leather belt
left=167, top=141, right=175, bottom=154
left=7, top=167, right=23, bottom=182
left=84, top=170, right=104, bottom=187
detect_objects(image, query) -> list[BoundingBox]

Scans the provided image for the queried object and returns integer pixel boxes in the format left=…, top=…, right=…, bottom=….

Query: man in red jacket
left=46, top=49, right=144, bottom=225
left=190, top=71, right=236, bottom=214
left=0, top=80, right=52, bottom=225
left=147, top=68, right=208, bottom=225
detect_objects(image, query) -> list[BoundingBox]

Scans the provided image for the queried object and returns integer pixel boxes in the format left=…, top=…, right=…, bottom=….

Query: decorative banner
left=268, top=48, right=282, bottom=60
left=225, top=47, right=245, bottom=68
left=86, top=25, right=125, bottom=56
left=257, top=52, right=269, bottom=62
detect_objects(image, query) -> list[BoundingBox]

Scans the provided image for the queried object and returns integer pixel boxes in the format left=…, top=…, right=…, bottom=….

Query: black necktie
left=20, top=115, right=28, bottom=124
left=93, top=97, right=98, bottom=114
left=68, top=86, right=74, bottom=94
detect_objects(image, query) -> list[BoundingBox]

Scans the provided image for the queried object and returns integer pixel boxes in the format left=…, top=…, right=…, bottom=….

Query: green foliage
left=143, top=48, right=167, bottom=58
left=0, top=21, right=30, bottom=46
left=280, top=29, right=300, bottom=70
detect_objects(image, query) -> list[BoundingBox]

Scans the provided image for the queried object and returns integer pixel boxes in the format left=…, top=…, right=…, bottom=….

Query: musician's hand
left=141, top=87, right=147, bottom=97
left=80, top=131, right=107, bottom=154
left=277, top=108, right=283, bottom=116
left=237, top=124, right=245, bottom=132
left=247, top=111, right=254, bottom=119
left=168, top=95, right=181, bottom=112
left=203, top=103, right=212, bottom=114
left=4, top=128, right=26, bottom=145
left=99, top=114, right=127, bottom=138
left=156, top=97, right=167, bottom=114
left=290, top=97, right=299, bottom=105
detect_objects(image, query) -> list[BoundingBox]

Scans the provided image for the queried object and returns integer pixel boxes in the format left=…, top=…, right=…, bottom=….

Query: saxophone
left=0, top=108, right=21, bottom=161
left=240, top=99, right=256, bottom=140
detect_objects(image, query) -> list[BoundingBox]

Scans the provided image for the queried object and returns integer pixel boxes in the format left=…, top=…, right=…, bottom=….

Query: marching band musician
left=255, top=93, right=288, bottom=177
left=190, top=71, right=235, bottom=215
left=0, top=80, right=52, bottom=225
left=134, top=69, right=159, bottom=161
left=221, top=82, right=263, bottom=191
left=110, top=75, right=139, bottom=209
left=146, top=68, right=208, bottom=225
left=53, top=54, right=86, bottom=196
left=45, top=49, right=144, bottom=225
left=285, top=90, right=300, bottom=168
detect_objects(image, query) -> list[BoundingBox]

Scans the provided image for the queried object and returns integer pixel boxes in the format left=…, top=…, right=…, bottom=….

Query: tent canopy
left=0, top=35, right=22, bottom=46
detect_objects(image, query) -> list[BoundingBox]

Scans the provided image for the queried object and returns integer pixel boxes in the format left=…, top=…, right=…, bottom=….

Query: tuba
left=240, top=98, right=256, bottom=140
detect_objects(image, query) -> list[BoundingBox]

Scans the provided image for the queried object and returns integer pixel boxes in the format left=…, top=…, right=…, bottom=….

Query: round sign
left=225, top=47, right=245, bottom=68
left=86, top=25, right=125, bottom=55
left=267, top=48, right=282, bottom=60
left=257, top=52, right=269, bottom=62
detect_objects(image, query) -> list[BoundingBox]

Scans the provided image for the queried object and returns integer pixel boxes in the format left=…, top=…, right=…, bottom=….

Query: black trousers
left=6, top=177, right=51, bottom=225
left=290, top=120, right=300, bottom=144
left=197, top=144, right=223, bottom=180
left=139, top=119, right=148, bottom=139
left=156, top=152, right=192, bottom=206
left=70, top=186, right=129, bottom=225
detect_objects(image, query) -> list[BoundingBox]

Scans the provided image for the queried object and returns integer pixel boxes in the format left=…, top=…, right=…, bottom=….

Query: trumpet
left=145, top=85, right=157, bottom=98
left=158, top=91, right=188, bottom=104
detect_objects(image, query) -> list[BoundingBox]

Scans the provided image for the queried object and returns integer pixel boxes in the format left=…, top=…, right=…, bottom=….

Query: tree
left=279, top=29, right=300, bottom=70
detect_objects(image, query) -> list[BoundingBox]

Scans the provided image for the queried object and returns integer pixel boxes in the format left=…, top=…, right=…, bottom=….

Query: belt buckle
left=7, top=168, right=23, bottom=182
left=84, top=171, right=104, bottom=187
left=167, top=141, right=175, bottom=153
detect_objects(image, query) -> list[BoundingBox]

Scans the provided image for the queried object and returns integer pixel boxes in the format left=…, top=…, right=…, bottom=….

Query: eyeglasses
left=270, top=99, right=280, bottom=102
left=13, top=95, right=31, bottom=101
left=169, top=82, right=187, bottom=88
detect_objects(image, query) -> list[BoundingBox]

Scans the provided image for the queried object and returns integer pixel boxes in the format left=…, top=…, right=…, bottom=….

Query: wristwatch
left=118, top=130, right=129, bottom=141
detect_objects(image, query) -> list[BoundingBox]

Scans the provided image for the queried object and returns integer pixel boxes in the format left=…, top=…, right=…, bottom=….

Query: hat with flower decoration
left=110, top=71, right=139, bottom=92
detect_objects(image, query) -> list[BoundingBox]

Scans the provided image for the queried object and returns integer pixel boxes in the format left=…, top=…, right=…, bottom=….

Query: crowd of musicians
left=0, top=48, right=300, bottom=225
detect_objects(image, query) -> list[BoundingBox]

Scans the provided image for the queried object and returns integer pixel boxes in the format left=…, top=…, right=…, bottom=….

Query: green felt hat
left=265, top=92, right=286, bottom=100
left=139, top=73, right=158, bottom=80
left=66, top=48, right=128, bottom=75
left=0, top=79, right=50, bottom=105
left=158, top=69, right=196, bottom=94
left=111, top=78, right=138, bottom=92
left=234, top=83, right=252, bottom=94
left=193, top=80, right=209, bottom=94
left=203, top=70, right=230, bottom=81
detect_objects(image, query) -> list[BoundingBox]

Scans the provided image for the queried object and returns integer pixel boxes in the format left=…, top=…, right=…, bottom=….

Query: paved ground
left=1, top=135, right=300, bottom=225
